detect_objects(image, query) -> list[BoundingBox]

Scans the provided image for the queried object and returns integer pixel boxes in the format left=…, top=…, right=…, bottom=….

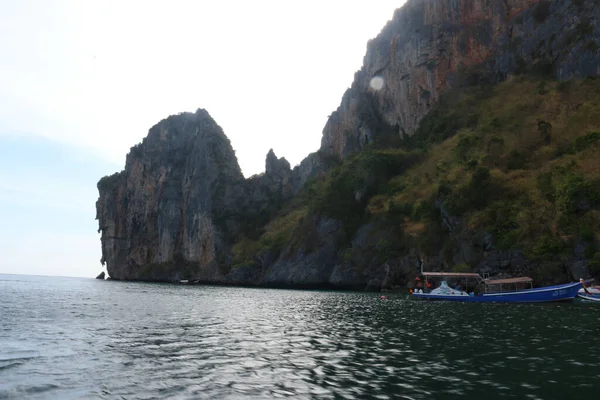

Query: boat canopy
left=484, top=276, right=533, bottom=285
left=421, top=272, right=482, bottom=278
left=420, top=271, right=535, bottom=286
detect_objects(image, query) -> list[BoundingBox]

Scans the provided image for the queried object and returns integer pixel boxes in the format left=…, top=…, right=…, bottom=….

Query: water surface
left=1, top=274, right=599, bottom=399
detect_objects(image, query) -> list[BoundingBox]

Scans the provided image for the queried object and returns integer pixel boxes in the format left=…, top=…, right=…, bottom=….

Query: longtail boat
left=411, top=271, right=582, bottom=303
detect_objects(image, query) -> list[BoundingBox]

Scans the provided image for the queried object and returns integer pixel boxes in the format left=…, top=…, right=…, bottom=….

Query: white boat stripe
left=481, top=282, right=580, bottom=296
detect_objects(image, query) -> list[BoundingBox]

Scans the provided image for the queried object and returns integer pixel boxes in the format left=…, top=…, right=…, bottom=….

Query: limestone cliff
left=321, top=0, right=600, bottom=159
left=96, top=0, right=600, bottom=288
left=96, top=109, right=299, bottom=281
left=96, top=110, right=246, bottom=281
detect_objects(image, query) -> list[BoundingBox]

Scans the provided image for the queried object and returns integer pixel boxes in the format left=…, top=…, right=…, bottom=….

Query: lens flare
left=369, top=76, right=384, bottom=91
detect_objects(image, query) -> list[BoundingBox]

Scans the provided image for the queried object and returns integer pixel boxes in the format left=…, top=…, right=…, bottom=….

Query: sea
left=1, top=274, right=599, bottom=399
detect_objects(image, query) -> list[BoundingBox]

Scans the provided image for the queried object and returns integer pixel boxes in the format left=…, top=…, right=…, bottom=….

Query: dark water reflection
left=1, top=274, right=599, bottom=399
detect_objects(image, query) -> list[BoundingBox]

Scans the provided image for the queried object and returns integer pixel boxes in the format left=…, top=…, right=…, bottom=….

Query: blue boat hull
left=412, top=281, right=582, bottom=303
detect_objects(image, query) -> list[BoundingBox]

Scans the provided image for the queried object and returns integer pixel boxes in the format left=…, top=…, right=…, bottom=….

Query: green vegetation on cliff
left=390, top=76, right=600, bottom=261
left=232, top=149, right=422, bottom=265
left=304, top=149, right=422, bottom=233
left=234, top=76, right=600, bottom=277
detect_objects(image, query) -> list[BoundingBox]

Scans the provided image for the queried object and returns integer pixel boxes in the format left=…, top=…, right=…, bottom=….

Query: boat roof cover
left=485, top=276, right=533, bottom=285
left=421, top=272, right=481, bottom=278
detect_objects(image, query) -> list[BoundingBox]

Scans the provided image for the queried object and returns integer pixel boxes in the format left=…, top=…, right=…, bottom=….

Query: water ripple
left=1, top=275, right=600, bottom=399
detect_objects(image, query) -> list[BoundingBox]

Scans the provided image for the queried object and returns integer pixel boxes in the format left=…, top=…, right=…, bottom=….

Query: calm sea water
left=1, top=274, right=599, bottom=399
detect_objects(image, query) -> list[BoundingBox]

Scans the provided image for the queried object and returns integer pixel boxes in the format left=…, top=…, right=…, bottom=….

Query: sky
left=0, top=0, right=405, bottom=278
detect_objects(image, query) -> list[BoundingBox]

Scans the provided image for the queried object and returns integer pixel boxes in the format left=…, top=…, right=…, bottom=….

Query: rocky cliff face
left=320, top=0, right=600, bottom=159
left=96, top=109, right=301, bottom=281
left=96, top=109, right=246, bottom=281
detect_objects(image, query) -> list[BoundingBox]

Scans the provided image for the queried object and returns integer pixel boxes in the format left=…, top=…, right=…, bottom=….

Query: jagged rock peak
left=145, top=108, right=215, bottom=141
left=265, top=148, right=291, bottom=176
left=128, top=108, right=211, bottom=147
left=124, top=107, right=243, bottom=179
left=96, top=107, right=246, bottom=281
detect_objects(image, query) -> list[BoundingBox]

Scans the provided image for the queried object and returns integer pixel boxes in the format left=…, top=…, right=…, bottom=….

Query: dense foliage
left=376, top=77, right=600, bottom=262
left=230, top=77, right=600, bottom=277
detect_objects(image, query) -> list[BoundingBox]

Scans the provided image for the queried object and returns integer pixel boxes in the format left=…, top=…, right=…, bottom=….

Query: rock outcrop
left=96, top=109, right=247, bottom=281
left=96, top=110, right=300, bottom=281
left=320, top=0, right=600, bottom=159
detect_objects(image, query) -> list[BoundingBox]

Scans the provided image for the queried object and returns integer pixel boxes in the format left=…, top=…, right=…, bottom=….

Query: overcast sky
left=0, top=0, right=405, bottom=277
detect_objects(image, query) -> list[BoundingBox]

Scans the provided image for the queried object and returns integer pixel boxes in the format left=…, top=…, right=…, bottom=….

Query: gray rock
left=265, top=149, right=290, bottom=176
left=319, top=0, right=600, bottom=161
left=436, top=198, right=462, bottom=233
left=225, top=264, right=263, bottom=286
left=263, top=216, right=342, bottom=287
left=567, top=259, right=591, bottom=281
left=290, top=151, right=328, bottom=192
left=96, top=109, right=245, bottom=281
left=329, top=263, right=363, bottom=289
left=477, top=250, right=527, bottom=275
left=574, top=241, right=587, bottom=259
